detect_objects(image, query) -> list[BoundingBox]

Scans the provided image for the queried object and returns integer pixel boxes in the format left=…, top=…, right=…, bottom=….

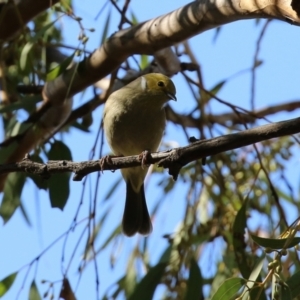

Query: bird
left=103, top=73, right=177, bottom=236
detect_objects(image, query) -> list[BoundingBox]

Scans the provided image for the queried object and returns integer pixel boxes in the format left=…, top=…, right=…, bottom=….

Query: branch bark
left=1, top=115, right=299, bottom=184
left=42, top=0, right=300, bottom=107
left=0, top=0, right=60, bottom=41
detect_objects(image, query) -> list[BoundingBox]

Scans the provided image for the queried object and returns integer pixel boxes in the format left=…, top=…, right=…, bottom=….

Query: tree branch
left=42, top=0, right=300, bottom=107
left=1, top=116, right=299, bottom=183
left=0, top=0, right=60, bottom=41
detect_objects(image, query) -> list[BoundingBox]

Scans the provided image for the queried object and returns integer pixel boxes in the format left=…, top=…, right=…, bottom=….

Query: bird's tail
left=122, top=182, right=153, bottom=236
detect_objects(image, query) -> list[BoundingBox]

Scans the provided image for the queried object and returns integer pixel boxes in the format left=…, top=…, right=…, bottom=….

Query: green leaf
left=250, top=234, right=300, bottom=250
left=158, top=244, right=173, bottom=264
left=100, top=9, right=111, bottom=45
left=210, top=278, right=245, bottom=300
left=232, top=200, right=249, bottom=278
left=46, top=52, right=75, bottom=81
left=184, top=258, right=203, bottom=300
left=33, top=19, right=58, bottom=42
left=71, top=121, right=91, bottom=133
left=0, top=272, right=18, bottom=296
left=27, top=154, right=48, bottom=190
left=131, top=12, right=139, bottom=25
left=0, top=173, right=26, bottom=223
left=202, top=80, right=226, bottom=103
left=104, top=177, right=122, bottom=200
left=233, top=203, right=267, bottom=300
left=47, top=141, right=72, bottom=209
left=140, top=55, right=148, bottom=70
left=0, top=96, right=41, bottom=114
left=29, top=280, right=41, bottom=300
left=242, top=255, right=265, bottom=300
left=19, top=200, right=31, bottom=226
left=128, top=263, right=166, bottom=300
left=20, top=42, right=34, bottom=70
left=286, top=270, right=300, bottom=298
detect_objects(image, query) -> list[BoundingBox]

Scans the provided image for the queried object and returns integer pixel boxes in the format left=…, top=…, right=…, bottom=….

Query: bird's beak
left=167, top=92, right=177, bottom=101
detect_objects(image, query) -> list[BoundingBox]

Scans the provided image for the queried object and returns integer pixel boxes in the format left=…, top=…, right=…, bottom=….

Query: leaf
left=242, top=255, right=265, bottom=300
left=131, top=12, right=139, bottom=25
left=97, top=223, right=121, bottom=253
left=232, top=201, right=267, bottom=300
left=128, top=263, right=166, bottom=300
left=0, top=272, right=18, bottom=296
left=0, top=96, right=41, bottom=114
left=104, top=177, right=122, bottom=200
left=27, top=154, right=48, bottom=190
left=184, top=258, right=203, bottom=300
left=100, top=8, right=111, bottom=45
left=280, top=286, right=293, bottom=300
left=59, top=278, right=76, bottom=300
left=20, top=42, right=34, bottom=70
left=232, top=200, right=249, bottom=278
left=158, top=244, right=174, bottom=264
left=29, top=280, right=41, bottom=300
left=202, top=80, right=226, bottom=103
left=286, top=270, right=300, bottom=298
left=33, top=19, right=58, bottom=42
left=250, top=234, right=300, bottom=250
left=19, top=200, right=31, bottom=226
left=140, top=55, right=148, bottom=70
left=210, top=278, right=245, bottom=300
left=71, top=121, right=91, bottom=133
left=213, top=27, right=222, bottom=43
left=0, top=173, right=26, bottom=223
left=47, top=141, right=72, bottom=209
left=46, top=52, right=75, bottom=81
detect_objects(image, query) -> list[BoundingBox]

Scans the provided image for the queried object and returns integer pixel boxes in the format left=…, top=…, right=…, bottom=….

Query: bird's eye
left=157, top=81, right=165, bottom=87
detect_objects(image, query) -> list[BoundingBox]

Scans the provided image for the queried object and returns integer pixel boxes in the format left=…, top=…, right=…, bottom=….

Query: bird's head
left=140, top=73, right=177, bottom=102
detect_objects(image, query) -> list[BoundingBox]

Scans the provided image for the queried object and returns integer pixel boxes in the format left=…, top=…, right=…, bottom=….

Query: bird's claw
left=99, top=155, right=113, bottom=172
left=139, top=150, right=152, bottom=169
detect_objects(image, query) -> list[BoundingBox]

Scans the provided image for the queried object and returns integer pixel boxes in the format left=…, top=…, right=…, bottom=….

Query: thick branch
left=42, top=0, right=300, bottom=106
left=0, top=0, right=60, bottom=41
left=1, top=116, right=299, bottom=183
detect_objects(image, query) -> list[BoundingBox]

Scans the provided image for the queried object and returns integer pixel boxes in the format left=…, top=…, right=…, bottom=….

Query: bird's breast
left=105, top=105, right=166, bottom=157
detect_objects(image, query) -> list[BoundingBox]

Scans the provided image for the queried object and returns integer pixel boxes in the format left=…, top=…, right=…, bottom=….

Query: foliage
left=0, top=1, right=300, bottom=300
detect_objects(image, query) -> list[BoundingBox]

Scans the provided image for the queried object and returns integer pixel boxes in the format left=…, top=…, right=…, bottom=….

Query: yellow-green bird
left=103, top=73, right=177, bottom=236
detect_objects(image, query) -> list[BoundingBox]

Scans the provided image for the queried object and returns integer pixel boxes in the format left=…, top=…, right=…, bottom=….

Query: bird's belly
left=109, top=110, right=165, bottom=156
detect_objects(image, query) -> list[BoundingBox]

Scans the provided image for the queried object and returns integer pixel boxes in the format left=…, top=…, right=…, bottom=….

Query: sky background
left=1, top=0, right=300, bottom=299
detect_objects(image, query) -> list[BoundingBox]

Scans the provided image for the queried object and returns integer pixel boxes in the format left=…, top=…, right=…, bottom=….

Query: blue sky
left=1, top=0, right=300, bottom=299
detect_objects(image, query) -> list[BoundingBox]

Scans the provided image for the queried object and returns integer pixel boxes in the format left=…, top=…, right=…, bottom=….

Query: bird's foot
left=138, top=150, right=152, bottom=169
left=99, top=155, right=115, bottom=172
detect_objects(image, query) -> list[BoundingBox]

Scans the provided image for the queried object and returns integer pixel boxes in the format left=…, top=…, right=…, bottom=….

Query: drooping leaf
left=232, top=201, right=267, bottom=300
left=251, top=234, right=300, bottom=250
left=140, top=55, right=148, bottom=70
left=59, top=278, right=76, bottom=300
left=232, top=200, right=249, bottom=278
left=29, top=280, right=42, bottom=300
left=0, top=173, right=26, bottom=223
left=131, top=12, right=139, bottom=25
left=0, top=272, right=18, bottom=297
left=210, top=277, right=245, bottom=300
left=0, top=96, right=41, bottom=114
left=27, top=154, right=48, bottom=190
left=286, top=270, right=300, bottom=298
left=128, top=263, right=166, bottom=300
left=184, top=258, right=203, bottom=300
left=20, top=42, right=34, bottom=70
left=103, top=176, right=122, bottom=200
left=241, top=255, right=265, bottom=300
left=33, top=19, right=58, bottom=42
left=46, top=52, right=75, bottom=81
left=100, top=8, right=111, bottom=45
left=47, top=141, right=72, bottom=209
